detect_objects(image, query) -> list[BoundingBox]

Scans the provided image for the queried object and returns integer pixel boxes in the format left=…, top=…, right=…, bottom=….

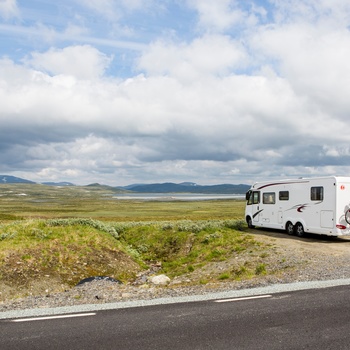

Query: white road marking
left=214, top=294, right=272, bottom=303
left=11, top=312, right=96, bottom=322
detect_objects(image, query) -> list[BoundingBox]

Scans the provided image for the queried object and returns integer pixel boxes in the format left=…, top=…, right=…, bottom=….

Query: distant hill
left=0, top=175, right=250, bottom=194
left=0, top=175, right=75, bottom=186
left=0, top=175, right=35, bottom=184
left=41, top=182, right=75, bottom=186
left=121, top=183, right=146, bottom=190
left=121, top=182, right=250, bottom=194
left=86, top=183, right=119, bottom=190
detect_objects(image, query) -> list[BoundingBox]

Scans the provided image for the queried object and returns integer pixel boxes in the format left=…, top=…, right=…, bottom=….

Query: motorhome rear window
left=279, top=191, right=289, bottom=200
left=311, top=186, right=323, bottom=201
left=263, top=192, right=275, bottom=204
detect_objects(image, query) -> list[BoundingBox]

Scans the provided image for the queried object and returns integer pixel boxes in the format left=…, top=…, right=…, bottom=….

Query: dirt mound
left=0, top=245, right=141, bottom=302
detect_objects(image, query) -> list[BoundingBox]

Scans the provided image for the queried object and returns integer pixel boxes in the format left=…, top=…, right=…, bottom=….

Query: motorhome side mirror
left=246, top=190, right=251, bottom=201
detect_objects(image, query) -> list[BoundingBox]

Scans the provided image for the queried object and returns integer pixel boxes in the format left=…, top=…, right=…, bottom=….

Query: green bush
left=47, top=218, right=118, bottom=238
left=255, top=263, right=267, bottom=275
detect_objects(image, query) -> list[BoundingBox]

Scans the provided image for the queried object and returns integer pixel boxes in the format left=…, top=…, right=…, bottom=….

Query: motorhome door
left=251, top=191, right=260, bottom=222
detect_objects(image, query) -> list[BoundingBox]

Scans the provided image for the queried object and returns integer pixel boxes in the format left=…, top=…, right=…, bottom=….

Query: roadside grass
left=0, top=217, right=276, bottom=299
left=0, top=185, right=282, bottom=300
left=0, top=219, right=141, bottom=291
left=116, top=219, right=269, bottom=282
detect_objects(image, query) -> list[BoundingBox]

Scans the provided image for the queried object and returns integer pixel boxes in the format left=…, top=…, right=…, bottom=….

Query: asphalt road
left=2, top=284, right=350, bottom=350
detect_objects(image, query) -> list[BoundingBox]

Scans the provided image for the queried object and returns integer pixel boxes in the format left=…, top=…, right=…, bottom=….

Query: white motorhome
left=245, top=176, right=350, bottom=237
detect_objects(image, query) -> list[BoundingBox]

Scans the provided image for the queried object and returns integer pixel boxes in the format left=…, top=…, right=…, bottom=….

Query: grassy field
left=0, top=184, right=245, bottom=221
left=0, top=184, right=282, bottom=301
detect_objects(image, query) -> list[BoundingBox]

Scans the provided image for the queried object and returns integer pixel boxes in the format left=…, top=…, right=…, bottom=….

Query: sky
left=1, top=0, right=350, bottom=186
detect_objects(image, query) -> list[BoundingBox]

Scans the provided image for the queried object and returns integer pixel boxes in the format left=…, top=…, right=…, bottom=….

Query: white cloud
left=137, top=34, right=247, bottom=81
left=74, top=0, right=121, bottom=21
left=2, top=1, right=350, bottom=185
left=74, top=0, right=159, bottom=21
left=23, top=45, right=112, bottom=79
left=0, top=0, right=19, bottom=20
left=187, top=0, right=247, bottom=32
left=270, top=0, right=350, bottom=25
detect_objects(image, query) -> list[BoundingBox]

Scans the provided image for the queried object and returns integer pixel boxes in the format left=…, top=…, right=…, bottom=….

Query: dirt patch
left=249, top=228, right=350, bottom=257
left=169, top=228, right=350, bottom=287
left=0, top=245, right=141, bottom=302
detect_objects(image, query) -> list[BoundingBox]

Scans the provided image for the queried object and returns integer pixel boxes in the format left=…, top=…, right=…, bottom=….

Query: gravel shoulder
left=2, top=229, right=350, bottom=313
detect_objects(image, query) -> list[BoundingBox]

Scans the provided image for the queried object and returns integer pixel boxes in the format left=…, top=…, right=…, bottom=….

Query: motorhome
left=245, top=176, right=350, bottom=237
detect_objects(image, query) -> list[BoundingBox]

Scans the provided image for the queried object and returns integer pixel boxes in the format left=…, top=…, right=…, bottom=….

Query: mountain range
left=0, top=175, right=36, bottom=184
left=0, top=175, right=250, bottom=194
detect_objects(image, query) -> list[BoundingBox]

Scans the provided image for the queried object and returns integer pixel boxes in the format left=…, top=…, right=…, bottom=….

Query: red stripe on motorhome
left=256, top=181, right=309, bottom=190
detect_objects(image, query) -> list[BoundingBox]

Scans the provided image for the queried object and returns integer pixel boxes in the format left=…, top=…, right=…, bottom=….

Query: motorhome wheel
left=246, top=216, right=255, bottom=229
left=286, top=222, right=294, bottom=235
left=294, top=222, right=305, bottom=237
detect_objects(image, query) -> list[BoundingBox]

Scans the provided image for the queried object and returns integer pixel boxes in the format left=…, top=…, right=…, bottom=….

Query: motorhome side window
left=310, top=186, right=323, bottom=201
left=246, top=191, right=259, bottom=205
left=253, top=191, right=260, bottom=204
left=279, top=191, right=289, bottom=200
left=263, top=192, right=275, bottom=204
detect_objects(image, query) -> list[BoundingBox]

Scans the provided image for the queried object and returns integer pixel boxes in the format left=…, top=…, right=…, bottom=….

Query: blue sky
left=1, top=0, right=350, bottom=186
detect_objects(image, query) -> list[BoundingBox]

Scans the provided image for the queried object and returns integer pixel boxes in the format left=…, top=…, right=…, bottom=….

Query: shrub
left=0, top=231, right=17, bottom=241
left=47, top=218, right=118, bottom=238
left=255, top=263, right=267, bottom=275
left=218, top=272, right=230, bottom=280
left=187, top=265, right=195, bottom=272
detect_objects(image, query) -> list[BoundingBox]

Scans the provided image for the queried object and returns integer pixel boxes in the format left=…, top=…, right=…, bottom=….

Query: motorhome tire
left=345, top=210, right=350, bottom=225
left=286, top=222, right=294, bottom=235
left=294, top=223, right=305, bottom=237
left=247, top=217, right=255, bottom=229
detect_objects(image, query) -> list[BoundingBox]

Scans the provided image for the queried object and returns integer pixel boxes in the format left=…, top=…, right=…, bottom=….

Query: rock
left=76, top=276, right=122, bottom=286
left=121, top=293, right=132, bottom=298
left=148, top=274, right=171, bottom=285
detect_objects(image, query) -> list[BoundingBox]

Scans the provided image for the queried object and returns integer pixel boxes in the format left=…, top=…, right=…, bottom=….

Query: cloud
left=2, top=1, right=350, bottom=185
left=74, top=0, right=160, bottom=21
left=187, top=0, right=249, bottom=32
left=74, top=0, right=121, bottom=22
left=23, top=45, right=113, bottom=79
left=1, top=31, right=349, bottom=185
left=0, top=22, right=147, bottom=51
left=137, top=34, right=247, bottom=80
left=249, top=8, right=350, bottom=140
left=0, top=44, right=303, bottom=182
left=269, top=0, right=350, bottom=24
left=0, top=0, right=19, bottom=20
